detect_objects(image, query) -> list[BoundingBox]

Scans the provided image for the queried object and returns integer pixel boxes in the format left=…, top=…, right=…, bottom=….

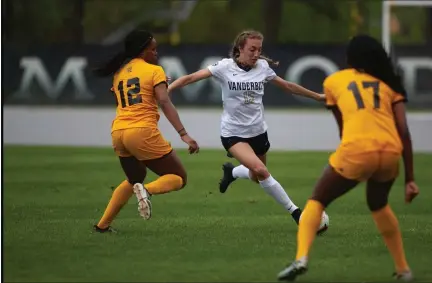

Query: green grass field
left=3, top=146, right=432, bottom=282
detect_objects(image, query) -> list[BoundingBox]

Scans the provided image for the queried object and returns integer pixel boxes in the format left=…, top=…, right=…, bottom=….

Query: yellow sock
left=97, top=180, right=133, bottom=229
left=296, top=199, right=324, bottom=260
left=372, top=205, right=410, bottom=273
left=145, top=174, right=184, bottom=195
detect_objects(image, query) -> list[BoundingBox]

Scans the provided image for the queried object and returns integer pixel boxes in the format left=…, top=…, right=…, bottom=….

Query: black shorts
left=221, top=132, right=270, bottom=157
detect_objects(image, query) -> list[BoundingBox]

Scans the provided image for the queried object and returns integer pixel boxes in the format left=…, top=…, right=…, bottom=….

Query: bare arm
left=330, top=106, right=343, bottom=139
left=392, top=101, right=414, bottom=183
left=270, top=76, right=325, bottom=102
left=168, top=68, right=213, bottom=94
left=154, top=83, right=187, bottom=135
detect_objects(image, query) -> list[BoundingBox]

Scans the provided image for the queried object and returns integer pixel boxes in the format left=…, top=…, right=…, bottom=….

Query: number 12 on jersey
left=116, top=77, right=142, bottom=108
left=348, top=81, right=380, bottom=109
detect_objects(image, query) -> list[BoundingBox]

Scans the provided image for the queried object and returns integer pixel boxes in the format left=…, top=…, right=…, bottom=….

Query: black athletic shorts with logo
left=221, top=131, right=270, bottom=157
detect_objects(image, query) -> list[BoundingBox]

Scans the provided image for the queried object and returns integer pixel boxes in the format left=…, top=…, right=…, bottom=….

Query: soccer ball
left=318, top=211, right=329, bottom=235
left=300, top=211, right=329, bottom=235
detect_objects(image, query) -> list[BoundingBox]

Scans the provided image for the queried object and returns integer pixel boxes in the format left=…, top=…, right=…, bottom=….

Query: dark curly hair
left=347, top=34, right=406, bottom=97
left=94, top=30, right=154, bottom=77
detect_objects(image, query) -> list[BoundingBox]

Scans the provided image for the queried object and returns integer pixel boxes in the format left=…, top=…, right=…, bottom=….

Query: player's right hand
left=181, top=134, right=200, bottom=154
left=404, top=181, right=419, bottom=203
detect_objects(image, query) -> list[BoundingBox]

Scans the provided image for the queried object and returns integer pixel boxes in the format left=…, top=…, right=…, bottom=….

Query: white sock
left=259, top=175, right=298, bottom=213
left=232, top=165, right=250, bottom=179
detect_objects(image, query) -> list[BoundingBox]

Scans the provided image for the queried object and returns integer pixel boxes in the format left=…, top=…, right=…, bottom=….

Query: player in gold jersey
left=92, top=30, right=199, bottom=232
left=278, top=35, right=419, bottom=281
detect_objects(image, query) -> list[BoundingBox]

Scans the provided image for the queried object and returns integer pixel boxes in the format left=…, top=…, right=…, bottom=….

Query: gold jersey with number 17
left=324, top=68, right=406, bottom=153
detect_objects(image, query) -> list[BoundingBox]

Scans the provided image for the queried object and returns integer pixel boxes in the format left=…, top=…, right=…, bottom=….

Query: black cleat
left=93, top=225, right=117, bottom=233
left=291, top=208, right=302, bottom=225
left=219, top=162, right=236, bottom=193
left=277, top=260, right=308, bottom=281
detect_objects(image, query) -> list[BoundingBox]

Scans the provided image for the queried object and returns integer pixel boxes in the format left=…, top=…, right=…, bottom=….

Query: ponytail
left=259, top=54, right=279, bottom=67
left=93, top=51, right=127, bottom=77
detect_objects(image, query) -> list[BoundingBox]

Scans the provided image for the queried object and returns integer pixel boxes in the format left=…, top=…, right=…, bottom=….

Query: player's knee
left=250, top=164, right=269, bottom=180
left=177, top=172, right=187, bottom=189
left=310, top=195, right=330, bottom=208
left=367, top=197, right=388, bottom=212
left=366, top=186, right=390, bottom=212
left=249, top=172, right=260, bottom=183
left=127, top=178, right=144, bottom=185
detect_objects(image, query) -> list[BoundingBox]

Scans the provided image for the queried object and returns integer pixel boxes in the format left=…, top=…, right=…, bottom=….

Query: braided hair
left=347, top=34, right=406, bottom=97
left=94, top=30, right=154, bottom=77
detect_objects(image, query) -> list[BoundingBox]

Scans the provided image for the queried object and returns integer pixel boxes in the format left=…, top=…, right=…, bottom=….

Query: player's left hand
left=405, top=181, right=419, bottom=203
left=181, top=134, right=200, bottom=154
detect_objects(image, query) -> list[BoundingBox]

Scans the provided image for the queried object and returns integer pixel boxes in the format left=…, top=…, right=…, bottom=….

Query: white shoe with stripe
left=133, top=183, right=152, bottom=220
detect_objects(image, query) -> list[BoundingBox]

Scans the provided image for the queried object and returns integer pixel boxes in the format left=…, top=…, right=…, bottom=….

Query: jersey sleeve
left=262, top=60, right=277, bottom=81
left=153, top=66, right=167, bottom=87
left=323, top=76, right=337, bottom=108
left=392, top=92, right=408, bottom=104
left=207, top=59, right=228, bottom=80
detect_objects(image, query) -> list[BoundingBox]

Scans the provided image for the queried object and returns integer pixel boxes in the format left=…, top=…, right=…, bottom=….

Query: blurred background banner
left=3, top=44, right=432, bottom=107
left=3, top=0, right=432, bottom=108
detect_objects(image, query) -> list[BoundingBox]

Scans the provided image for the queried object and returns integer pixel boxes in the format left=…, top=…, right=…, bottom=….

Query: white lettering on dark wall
left=13, top=57, right=94, bottom=100
left=12, top=55, right=432, bottom=103
left=285, top=55, right=432, bottom=104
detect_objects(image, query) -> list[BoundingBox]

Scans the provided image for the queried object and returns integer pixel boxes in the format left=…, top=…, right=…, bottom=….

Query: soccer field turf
left=3, top=146, right=432, bottom=282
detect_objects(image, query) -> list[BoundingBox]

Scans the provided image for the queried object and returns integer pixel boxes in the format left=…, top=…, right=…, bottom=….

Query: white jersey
left=207, top=58, right=276, bottom=138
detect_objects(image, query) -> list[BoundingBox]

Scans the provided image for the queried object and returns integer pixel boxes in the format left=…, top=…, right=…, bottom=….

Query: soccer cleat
left=291, top=208, right=302, bottom=225
left=219, top=162, right=236, bottom=193
left=133, top=183, right=152, bottom=220
left=277, top=259, right=308, bottom=281
left=93, top=225, right=117, bottom=233
left=393, top=271, right=414, bottom=282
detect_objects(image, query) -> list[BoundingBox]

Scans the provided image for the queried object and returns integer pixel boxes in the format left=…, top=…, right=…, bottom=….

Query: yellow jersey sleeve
left=392, top=92, right=407, bottom=104
left=153, top=66, right=167, bottom=87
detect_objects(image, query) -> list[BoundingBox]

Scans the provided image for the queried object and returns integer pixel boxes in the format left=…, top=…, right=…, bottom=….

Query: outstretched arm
left=168, top=69, right=213, bottom=94
left=270, top=76, right=325, bottom=102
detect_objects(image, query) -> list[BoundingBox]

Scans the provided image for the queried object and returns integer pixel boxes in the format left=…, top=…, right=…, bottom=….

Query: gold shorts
left=329, top=142, right=401, bottom=182
left=111, top=127, right=172, bottom=161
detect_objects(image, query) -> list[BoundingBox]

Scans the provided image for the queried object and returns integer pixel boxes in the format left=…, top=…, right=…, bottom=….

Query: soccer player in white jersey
left=168, top=30, right=325, bottom=225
